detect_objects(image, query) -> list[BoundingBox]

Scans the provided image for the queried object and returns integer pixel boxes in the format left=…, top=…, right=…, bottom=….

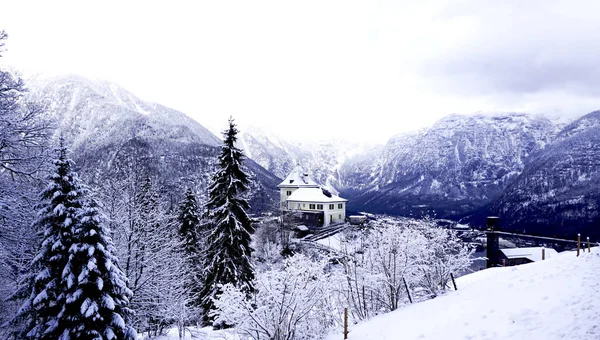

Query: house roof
left=286, top=187, right=348, bottom=203
left=277, top=166, right=320, bottom=188
left=500, top=247, right=558, bottom=262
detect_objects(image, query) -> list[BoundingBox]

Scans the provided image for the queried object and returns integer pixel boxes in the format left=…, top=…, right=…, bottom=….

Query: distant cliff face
left=28, top=75, right=280, bottom=213
left=339, top=113, right=561, bottom=217
left=482, top=111, right=600, bottom=238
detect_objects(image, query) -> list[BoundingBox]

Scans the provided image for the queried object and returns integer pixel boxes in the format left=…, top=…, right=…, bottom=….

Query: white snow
left=287, top=187, right=347, bottom=203
left=316, top=233, right=345, bottom=251
left=277, top=166, right=320, bottom=188
left=500, top=247, right=558, bottom=262
left=150, top=326, right=239, bottom=340
left=327, top=248, right=600, bottom=340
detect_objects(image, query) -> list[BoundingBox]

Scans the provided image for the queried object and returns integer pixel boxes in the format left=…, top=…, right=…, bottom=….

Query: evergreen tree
left=9, top=141, right=136, bottom=339
left=178, top=189, right=201, bottom=254
left=177, top=189, right=203, bottom=307
left=199, top=117, right=255, bottom=325
left=60, top=199, right=137, bottom=339
left=10, top=141, right=84, bottom=339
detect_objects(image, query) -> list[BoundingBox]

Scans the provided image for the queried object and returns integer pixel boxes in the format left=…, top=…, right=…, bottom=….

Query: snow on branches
left=337, top=218, right=475, bottom=321
left=213, top=254, right=339, bottom=340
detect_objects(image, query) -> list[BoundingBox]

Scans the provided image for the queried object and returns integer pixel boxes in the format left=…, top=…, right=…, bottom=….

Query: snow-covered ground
left=149, top=326, right=239, bottom=340
left=327, top=247, right=600, bottom=340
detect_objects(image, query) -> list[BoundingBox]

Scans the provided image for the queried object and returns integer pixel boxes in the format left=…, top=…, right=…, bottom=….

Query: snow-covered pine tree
left=10, top=140, right=83, bottom=339
left=200, top=117, right=255, bottom=325
left=60, top=199, right=137, bottom=339
left=177, top=189, right=203, bottom=307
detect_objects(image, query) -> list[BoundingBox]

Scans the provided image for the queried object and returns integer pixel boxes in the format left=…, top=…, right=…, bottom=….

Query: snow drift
left=329, top=247, right=599, bottom=340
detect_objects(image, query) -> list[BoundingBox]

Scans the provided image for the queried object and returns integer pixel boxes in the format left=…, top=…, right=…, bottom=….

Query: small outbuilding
left=499, top=247, right=558, bottom=266
left=349, top=215, right=367, bottom=225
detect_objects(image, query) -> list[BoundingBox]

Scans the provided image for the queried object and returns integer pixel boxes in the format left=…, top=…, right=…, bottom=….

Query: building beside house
left=499, top=247, right=558, bottom=266
left=278, top=166, right=347, bottom=227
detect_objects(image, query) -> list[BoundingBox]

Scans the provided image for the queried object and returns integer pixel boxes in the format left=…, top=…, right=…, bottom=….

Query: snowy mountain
left=27, top=75, right=280, bottom=212
left=475, top=110, right=600, bottom=238
left=340, top=113, right=561, bottom=217
left=238, top=125, right=380, bottom=193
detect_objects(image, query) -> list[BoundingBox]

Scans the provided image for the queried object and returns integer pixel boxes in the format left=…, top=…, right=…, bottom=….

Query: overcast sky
left=2, top=0, right=600, bottom=143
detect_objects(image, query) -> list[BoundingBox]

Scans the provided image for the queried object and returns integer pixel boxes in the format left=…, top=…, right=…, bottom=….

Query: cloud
left=419, top=0, right=600, bottom=96
left=1, top=0, right=600, bottom=143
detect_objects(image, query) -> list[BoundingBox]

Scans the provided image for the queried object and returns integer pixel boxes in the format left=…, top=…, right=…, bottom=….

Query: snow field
left=327, top=248, right=600, bottom=340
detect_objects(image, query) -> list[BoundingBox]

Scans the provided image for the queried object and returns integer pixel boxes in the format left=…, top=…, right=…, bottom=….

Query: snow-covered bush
left=252, top=220, right=283, bottom=267
left=213, top=254, right=340, bottom=340
left=338, top=224, right=427, bottom=320
left=338, top=218, right=474, bottom=321
left=418, top=225, right=474, bottom=298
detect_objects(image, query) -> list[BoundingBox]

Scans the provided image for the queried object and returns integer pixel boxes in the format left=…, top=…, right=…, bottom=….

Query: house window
left=329, top=204, right=334, bottom=210
left=286, top=191, right=292, bottom=196
left=317, top=204, right=323, bottom=210
left=309, top=204, right=316, bottom=209
left=339, top=214, right=342, bottom=219
left=302, top=203, right=305, bottom=208
left=338, top=203, right=343, bottom=209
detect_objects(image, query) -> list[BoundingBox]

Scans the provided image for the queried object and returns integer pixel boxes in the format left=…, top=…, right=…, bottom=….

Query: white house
left=277, top=166, right=347, bottom=227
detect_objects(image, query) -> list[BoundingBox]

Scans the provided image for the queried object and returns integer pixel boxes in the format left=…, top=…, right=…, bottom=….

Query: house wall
left=286, top=200, right=346, bottom=226
left=279, top=187, right=299, bottom=209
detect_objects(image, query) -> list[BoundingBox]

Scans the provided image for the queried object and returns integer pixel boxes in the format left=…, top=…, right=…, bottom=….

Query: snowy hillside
left=329, top=248, right=599, bottom=340
left=26, top=75, right=280, bottom=212
left=481, top=110, right=600, bottom=239
left=28, top=74, right=222, bottom=149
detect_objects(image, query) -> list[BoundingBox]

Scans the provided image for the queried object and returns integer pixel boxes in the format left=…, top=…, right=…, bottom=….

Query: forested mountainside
left=28, top=75, right=280, bottom=212
left=469, top=111, right=600, bottom=238
left=339, top=113, right=560, bottom=217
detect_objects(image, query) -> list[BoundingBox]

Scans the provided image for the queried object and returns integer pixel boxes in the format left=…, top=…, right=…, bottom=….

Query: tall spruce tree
left=199, top=117, right=254, bottom=325
left=10, top=141, right=84, bottom=339
left=9, top=141, right=136, bottom=339
left=177, top=189, right=202, bottom=307
left=60, top=199, right=137, bottom=339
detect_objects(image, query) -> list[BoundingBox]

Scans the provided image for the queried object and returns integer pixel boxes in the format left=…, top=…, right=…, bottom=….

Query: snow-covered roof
left=287, top=187, right=347, bottom=203
left=500, top=247, right=558, bottom=262
left=277, top=166, right=320, bottom=188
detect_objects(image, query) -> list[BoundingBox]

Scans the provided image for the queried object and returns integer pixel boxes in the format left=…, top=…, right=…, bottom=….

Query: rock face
left=29, top=75, right=280, bottom=213
left=478, top=111, right=600, bottom=238
left=339, top=113, right=560, bottom=217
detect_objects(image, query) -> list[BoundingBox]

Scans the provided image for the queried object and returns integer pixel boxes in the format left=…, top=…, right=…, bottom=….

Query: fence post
left=587, top=237, right=591, bottom=253
left=577, top=233, right=581, bottom=257
left=486, top=217, right=500, bottom=268
left=343, top=307, right=348, bottom=340
left=450, top=273, right=458, bottom=291
left=542, top=247, right=545, bottom=260
left=402, top=277, right=413, bottom=304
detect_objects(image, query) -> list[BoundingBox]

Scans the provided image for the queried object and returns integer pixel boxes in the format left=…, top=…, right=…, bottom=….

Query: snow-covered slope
left=479, top=110, right=600, bottom=239
left=28, top=74, right=222, bottom=149
left=341, top=113, right=561, bottom=217
left=329, top=248, right=600, bottom=340
left=26, top=75, right=280, bottom=212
